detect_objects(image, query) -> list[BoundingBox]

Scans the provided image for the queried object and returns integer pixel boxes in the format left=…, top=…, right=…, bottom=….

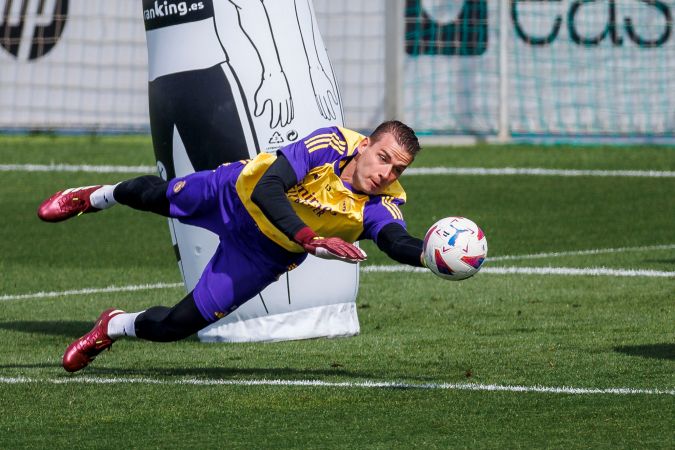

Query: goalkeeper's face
left=351, top=132, right=413, bottom=195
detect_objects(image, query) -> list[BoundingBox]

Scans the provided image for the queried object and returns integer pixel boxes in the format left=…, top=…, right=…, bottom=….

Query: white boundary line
left=0, top=376, right=671, bottom=396
left=488, top=244, right=675, bottom=261
left=3, top=265, right=672, bottom=302
left=361, top=265, right=675, bottom=277
left=0, top=282, right=183, bottom=302
left=405, top=167, right=675, bottom=178
left=483, top=267, right=675, bottom=277
left=0, top=163, right=155, bottom=173
left=1, top=245, right=673, bottom=302
left=2, top=163, right=674, bottom=178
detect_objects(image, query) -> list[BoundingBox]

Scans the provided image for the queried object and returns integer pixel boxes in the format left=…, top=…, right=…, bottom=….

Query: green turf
left=0, top=134, right=155, bottom=166
left=0, top=136, right=673, bottom=449
left=413, top=143, right=675, bottom=171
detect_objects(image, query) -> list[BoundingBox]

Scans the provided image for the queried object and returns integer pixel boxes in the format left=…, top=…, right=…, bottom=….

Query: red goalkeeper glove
left=294, top=226, right=367, bottom=264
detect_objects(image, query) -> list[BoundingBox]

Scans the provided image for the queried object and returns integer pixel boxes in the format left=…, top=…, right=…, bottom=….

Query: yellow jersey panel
left=235, top=127, right=408, bottom=252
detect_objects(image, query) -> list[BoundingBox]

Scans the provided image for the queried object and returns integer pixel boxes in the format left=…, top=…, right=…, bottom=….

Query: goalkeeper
left=37, top=120, right=425, bottom=372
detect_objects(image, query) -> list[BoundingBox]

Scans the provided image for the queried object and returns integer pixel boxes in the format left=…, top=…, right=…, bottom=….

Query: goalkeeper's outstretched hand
left=294, top=227, right=367, bottom=264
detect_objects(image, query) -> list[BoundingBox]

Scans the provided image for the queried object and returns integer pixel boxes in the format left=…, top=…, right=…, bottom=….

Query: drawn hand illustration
left=295, top=0, right=341, bottom=121
left=309, top=65, right=338, bottom=120
left=230, top=0, right=295, bottom=129
left=254, top=69, right=294, bottom=128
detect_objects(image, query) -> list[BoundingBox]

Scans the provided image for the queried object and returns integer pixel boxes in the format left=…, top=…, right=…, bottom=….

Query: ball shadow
left=614, top=343, right=675, bottom=360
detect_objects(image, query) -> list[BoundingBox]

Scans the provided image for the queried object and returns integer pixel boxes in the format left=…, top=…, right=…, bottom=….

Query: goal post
left=385, top=0, right=405, bottom=122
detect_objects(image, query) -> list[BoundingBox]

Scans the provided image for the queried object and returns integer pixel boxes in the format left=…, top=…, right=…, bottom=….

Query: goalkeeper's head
left=347, top=120, right=421, bottom=195
left=369, top=120, right=421, bottom=158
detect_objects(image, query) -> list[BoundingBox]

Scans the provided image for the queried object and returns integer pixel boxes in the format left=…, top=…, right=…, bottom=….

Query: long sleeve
left=375, top=222, right=424, bottom=267
left=250, top=154, right=307, bottom=240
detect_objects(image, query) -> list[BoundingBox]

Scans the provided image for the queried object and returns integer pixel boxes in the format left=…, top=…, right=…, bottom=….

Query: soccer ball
left=423, top=217, right=488, bottom=281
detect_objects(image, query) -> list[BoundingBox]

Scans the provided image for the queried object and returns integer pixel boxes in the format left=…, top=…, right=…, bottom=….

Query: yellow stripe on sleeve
left=307, top=133, right=346, bottom=154
left=306, top=133, right=336, bottom=150
left=305, top=132, right=334, bottom=146
left=381, top=198, right=397, bottom=219
left=381, top=196, right=403, bottom=220
left=306, top=136, right=333, bottom=149
left=330, top=135, right=347, bottom=154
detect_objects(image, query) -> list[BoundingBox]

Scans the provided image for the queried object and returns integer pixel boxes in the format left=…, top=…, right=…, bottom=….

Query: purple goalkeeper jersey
left=165, top=126, right=408, bottom=322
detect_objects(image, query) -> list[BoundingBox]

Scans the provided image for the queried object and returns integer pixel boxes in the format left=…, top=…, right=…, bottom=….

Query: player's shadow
left=0, top=320, right=97, bottom=338
left=0, top=362, right=376, bottom=380
left=0, top=321, right=381, bottom=380
left=85, top=366, right=376, bottom=379
left=614, top=344, right=675, bottom=360
left=0, top=320, right=206, bottom=341
left=642, top=258, right=675, bottom=265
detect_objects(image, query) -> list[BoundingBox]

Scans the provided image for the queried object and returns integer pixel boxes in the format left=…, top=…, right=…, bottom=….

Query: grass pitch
left=0, top=135, right=673, bottom=448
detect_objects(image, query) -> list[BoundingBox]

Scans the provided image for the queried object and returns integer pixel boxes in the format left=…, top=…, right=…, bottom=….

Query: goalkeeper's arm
left=375, top=223, right=425, bottom=268
left=250, top=155, right=365, bottom=263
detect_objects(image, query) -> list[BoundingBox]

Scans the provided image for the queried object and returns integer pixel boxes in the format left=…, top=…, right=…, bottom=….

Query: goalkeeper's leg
left=62, top=292, right=209, bottom=372
left=112, top=175, right=170, bottom=216
left=37, top=175, right=170, bottom=222
left=110, top=291, right=209, bottom=342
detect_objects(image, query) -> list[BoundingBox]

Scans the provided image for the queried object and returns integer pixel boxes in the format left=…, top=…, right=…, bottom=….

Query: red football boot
left=62, top=308, right=125, bottom=372
left=37, top=185, right=102, bottom=222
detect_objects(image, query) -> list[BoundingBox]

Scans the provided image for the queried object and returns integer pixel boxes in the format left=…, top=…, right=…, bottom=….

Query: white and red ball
left=423, top=217, right=488, bottom=281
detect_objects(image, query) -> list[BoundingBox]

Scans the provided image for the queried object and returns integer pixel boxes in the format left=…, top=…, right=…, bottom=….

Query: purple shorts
left=166, top=163, right=306, bottom=322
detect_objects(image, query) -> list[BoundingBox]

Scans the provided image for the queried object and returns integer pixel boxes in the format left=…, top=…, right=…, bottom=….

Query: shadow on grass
left=0, top=320, right=113, bottom=339
left=90, top=366, right=374, bottom=379
left=0, top=321, right=93, bottom=338
left=0, top=363, right=377, bottom=380
left=0, top=321, right=383, bottom=380
left=0, top=321, right=199, bottom=341
left=643, top=258, right=675, bottom=265
left=614, top=343, right=675, bottom=360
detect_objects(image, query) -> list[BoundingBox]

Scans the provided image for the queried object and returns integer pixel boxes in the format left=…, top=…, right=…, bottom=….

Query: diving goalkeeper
left=37, top=120, right=425, bottom=372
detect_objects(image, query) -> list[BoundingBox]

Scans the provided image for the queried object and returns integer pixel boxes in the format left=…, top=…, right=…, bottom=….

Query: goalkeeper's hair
left=370, top=120, right=421, bottom=157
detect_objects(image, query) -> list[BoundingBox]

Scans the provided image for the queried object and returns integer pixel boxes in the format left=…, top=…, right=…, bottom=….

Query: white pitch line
left=488, top=243, right=675, bottom=261
left=481, top=266, right=675, bottom=277
left=2, top=163, right=674, bottom=178
left=0, top=376, right=671, bottom=396
left=0, top=163, right=155, bottom=174
left=3, top=261, right=674, bottom=302
left=0, top=282, right=183, bottom=302
left=404, top=167, right=675, bottom=178
left=361, top=265, right=675, bottom=278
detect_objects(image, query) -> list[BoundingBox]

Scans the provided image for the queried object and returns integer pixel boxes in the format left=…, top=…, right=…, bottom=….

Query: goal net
left=321, top=0, right=675, bottom=139
left=2, top=0, right=673, bottom=139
